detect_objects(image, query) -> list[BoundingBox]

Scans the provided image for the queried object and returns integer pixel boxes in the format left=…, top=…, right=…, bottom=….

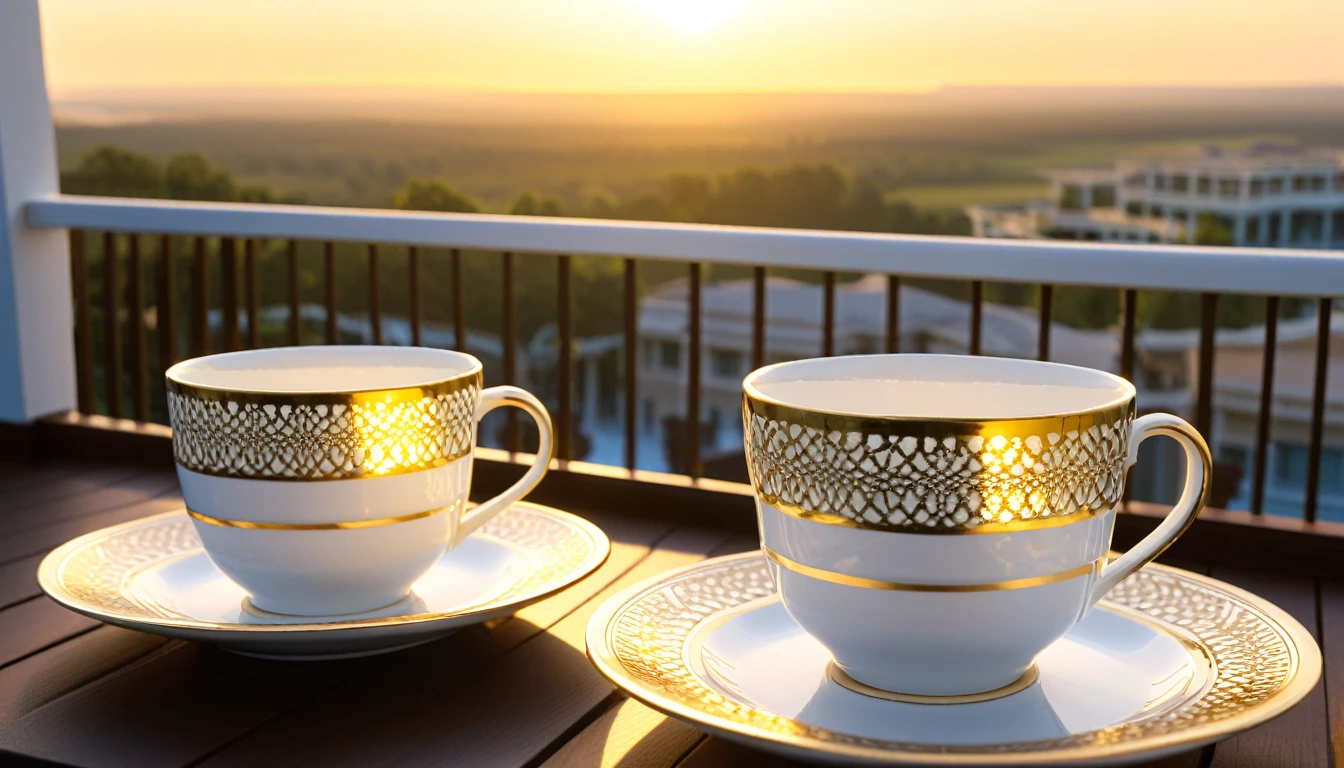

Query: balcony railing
left=18, top=193, right=1344, bottom=523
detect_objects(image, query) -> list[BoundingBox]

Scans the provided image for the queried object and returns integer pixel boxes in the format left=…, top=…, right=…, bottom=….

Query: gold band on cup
left=763, top=546, right=1101, bottom=592
left=166, top=370, right=482, bottom=482
left=743, top=390, right=1135, bottom=536
left=186, top=502, right=459, bottom=531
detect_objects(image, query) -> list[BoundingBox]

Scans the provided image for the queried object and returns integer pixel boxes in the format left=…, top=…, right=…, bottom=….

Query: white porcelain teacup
left=166, top=346, right=552, bottom=616
left=742, top=354, right=1211, bottom=698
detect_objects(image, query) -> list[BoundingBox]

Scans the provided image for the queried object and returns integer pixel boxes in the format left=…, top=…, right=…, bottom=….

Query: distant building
left=968, top=144, right=1344, bottom=247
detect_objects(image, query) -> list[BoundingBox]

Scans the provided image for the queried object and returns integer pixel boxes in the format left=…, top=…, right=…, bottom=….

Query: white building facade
left=969, top=144, right=1344, bottom=248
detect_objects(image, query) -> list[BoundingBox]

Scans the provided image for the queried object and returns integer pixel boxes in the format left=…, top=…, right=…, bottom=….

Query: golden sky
left=40, top=0, right=1344, bottom=94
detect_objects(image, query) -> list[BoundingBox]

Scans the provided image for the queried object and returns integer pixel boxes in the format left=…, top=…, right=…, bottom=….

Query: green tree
left=164, top=152, right=235, bottom=201
left=394, top=179, right=479, bottom=213
left=509, top=192, right=563, bottom=217
left=61, top=146, right=163, bottom=198
left=1193, top=213, right=1235, bottom=246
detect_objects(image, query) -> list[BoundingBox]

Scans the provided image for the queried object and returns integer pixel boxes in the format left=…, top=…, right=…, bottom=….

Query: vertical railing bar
left=822, top=271, right=836, bottom=357
left=969, top=280, right=983, bottom=356
left=191, top=237, right=208, bottom=357
left=886, top=275, right=901, bottom=354
left=287, top=240, right=300, bottom=346
left=1303, top=297, right=1331, bottom=524
left=71, top=230, right=94, bottom=414
left=128, top=233, right=148, bottom=422
left=408, top=246, right=421, bottom=347
left=751, top=266, right=766, bottom=371
left=244, top=238, right=259, bottom=349
left=1120, top=289, right=1137, bottom=382
left=157, top=234, right=176, bottom=372
left=1038, top=284, right=1054, bottom=362
left=368, top=244, right=381, bottom=345
left=502, top=252, right=518, bottom=453
left=557, top=254, right=573, bottom=462
left=324, top=241, right=337, bottom=345
left=1250, top=296, right=1279, bottom=515
left=103, top=232, right=122, bottom=418
left=687, top=263, right=702, bottom=479
left=103, top=232, right=123, bottom=418
left=452, top=248, right=466, bottom=352
left=221, top=237, right=240, bottom=352
left=623, top=258, right=638, bottom=471
left=1194, top=293, right=1218, bottom=437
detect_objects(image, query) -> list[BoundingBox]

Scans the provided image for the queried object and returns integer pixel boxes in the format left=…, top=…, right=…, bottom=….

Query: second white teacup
left=743, top=354, right=1211, bottom=698
left=166, top=346, right=552, bottom=616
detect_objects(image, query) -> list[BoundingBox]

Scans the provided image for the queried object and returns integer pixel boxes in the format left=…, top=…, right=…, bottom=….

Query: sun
left=638, top=0, right=753, bottom=34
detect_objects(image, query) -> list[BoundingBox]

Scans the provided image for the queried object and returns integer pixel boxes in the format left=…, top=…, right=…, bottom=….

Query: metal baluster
left=245, top=239, right=259, bottom=349
left=408, top=246, right=421, bottom=347
left=1119, top=289, right=1137, bottom=382
left=103, top=232, right=122, bottom=418
left=221, top=238, right=240, bottom=352
left=822, top=271, right=836, bottom=357
left=969, top=281, right=983, bottom=356
left=624, top=258, right=638, bottom=471
left=687, top=263, right=702, bottom=479
left=192, top=237, right=208, bottom=357
left=557, top=254, right=572, bottom=461
left=886, top=275, right=901, bottom=353
left=71, top=230, right=94, bottom=414
left=1304, top=297, right=1332, bottom=523
left=502, top=252, right=517, bottom=453
left=1038, top=284, right=1054, bottom=361
left=452, top=248, right=466, bottom=352
left=1194, top=293, right=1218, bottom=437
left=1250, top=296, right=1279, bottom=515
left=158, top=234, right=176, bottom=371
left=368, top=244, right=381, bottom=345
left=751, top=266, right=766, bottom=370
left=324, top=242, right=337, bottom=344
left=287, top=240, right=300, bottom=346
left=128, top=234, right=148, bottom=421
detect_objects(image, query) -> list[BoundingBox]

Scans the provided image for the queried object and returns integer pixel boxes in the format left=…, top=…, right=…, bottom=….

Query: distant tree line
left=62, top=144, right=1281, bottom=341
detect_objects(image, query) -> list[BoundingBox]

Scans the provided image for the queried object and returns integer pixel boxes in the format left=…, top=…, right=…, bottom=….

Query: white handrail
left=25, top=193, right=1344, bottom=297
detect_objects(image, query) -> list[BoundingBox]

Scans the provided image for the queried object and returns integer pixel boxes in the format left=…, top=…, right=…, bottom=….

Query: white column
left=1080, top=185, right=1093, bottom=210
left=1260, top=213, right=1271, bottom=246
left=1233, top=215, right=1247, bottom=246
left=1322, top=208, right=1334, bottom=248
left=0, top=1, right=76, bottom=423
left=1279, top=210, right=1292, bottom=246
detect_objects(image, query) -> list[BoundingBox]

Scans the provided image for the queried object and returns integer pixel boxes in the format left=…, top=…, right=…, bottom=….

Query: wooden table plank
left=0, top=628, right=170, bottom=728
left=1208, top=568, right=1327, bottom=768
left=1319, top=580, right=1343, bottom=767
left=0, top=512, right=676, bottom=768
left=541, top=698, right=703, bottom=768
left=199, top=526, right=734, bottom=768
left=0, top=465, right=149, bottom=511
left=0, top=555, right=45, bottom=611
left=0, top=494, right=184, bottom=566
left=0, top=599, right=100, bottom=670
left=0, top=471, right=177, bottom=538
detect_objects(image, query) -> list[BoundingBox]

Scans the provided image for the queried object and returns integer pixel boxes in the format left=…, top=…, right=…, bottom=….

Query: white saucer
left=587, top=553, right=1321, bottom=765
left=39, top=502, right=609, bottom=659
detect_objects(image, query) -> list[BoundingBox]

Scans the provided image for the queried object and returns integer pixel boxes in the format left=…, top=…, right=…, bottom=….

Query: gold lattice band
left=167, top=372, right=481, bottom=482
left=744, top=393, right=1134, bottom=535
left=764, top=547, right=1101, bottom=592
left=185, top=502, right=458, bottom=530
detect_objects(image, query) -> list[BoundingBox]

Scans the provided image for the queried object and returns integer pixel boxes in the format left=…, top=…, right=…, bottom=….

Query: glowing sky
left=40, top=0, right=1343, bottom=94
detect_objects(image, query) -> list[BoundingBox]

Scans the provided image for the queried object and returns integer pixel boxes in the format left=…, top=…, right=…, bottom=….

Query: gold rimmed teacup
left=166, top=345, right=554, bottom=617
left=742, top=354, right=1211, bottom=697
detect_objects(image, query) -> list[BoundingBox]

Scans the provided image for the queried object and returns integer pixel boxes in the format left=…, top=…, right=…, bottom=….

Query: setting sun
left=637, top=0, right=751, bottom=34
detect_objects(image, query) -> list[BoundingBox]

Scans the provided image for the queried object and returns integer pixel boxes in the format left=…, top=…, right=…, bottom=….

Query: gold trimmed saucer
left=586, top=552, right=1321, bottom=765
left=39, top=502, right=609, bottom=659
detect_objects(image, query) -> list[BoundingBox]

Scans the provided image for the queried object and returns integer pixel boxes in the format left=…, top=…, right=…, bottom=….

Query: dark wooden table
left=0, top=459, right=1338, bottom=767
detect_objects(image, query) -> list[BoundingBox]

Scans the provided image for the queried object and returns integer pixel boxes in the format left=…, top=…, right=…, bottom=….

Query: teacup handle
left=453, top=386, right=554, bottom=547
left=1085, top=413, right=1212, bottom=610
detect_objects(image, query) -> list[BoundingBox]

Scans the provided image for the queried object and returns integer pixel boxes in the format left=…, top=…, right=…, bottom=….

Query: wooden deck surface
left=0, top=460, right=1336, bottom=768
